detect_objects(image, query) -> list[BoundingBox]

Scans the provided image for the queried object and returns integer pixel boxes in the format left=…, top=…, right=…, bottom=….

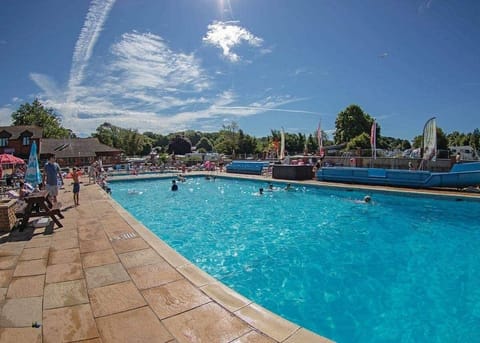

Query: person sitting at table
left=18, top=180, right=32, bottom=200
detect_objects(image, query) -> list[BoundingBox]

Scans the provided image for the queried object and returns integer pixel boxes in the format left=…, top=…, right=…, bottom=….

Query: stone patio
left=0, top=177, right=332, bottom=343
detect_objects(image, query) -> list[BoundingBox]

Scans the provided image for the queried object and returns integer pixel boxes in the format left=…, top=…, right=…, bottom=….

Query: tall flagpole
left=317, top=119, right=323, bottom=157
left=370, top=120, right=377, bottom=165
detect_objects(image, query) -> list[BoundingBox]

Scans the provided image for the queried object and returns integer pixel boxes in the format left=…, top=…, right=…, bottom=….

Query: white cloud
left=68, top=0, right=116, bottom=102
left=0, top=106, right=12, bottom=126
left=109, top=32, right=210, bottom=93
left=203, top=21, right=264, bottom=62
left=30, top=27, right=290, bottom=135
left=29, top=73, right=61, bottom=100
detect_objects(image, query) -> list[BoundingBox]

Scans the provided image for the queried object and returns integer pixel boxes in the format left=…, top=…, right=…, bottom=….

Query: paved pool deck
left=0, top=174, right=333, bottom=343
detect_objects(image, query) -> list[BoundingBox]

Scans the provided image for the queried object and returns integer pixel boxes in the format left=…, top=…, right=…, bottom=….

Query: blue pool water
left=111, top=176, right=480, bottom=342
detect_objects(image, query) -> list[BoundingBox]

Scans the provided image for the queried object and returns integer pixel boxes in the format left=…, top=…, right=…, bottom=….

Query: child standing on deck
left=72, top=167, right=80, bottom=206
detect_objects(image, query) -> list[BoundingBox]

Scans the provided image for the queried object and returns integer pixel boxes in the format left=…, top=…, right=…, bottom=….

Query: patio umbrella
left=25, top=141, right=42, bottom=187
left=0, top=153, right=25, bottom=165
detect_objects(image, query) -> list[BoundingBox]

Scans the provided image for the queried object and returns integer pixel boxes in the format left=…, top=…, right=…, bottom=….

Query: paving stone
left=118, top=248, right=163, bottom=269
left=19, top=247, right=49, bottom=261
left=44, top=279, right=89, bottom=309
left=43, top=304, right=99, bottom=343
left=6, top=275, right=44, bottom=298
left=163, top=302, right=251, bottom=343
left=48, top=247, right=81, bottom=265
left=236, top=303, right=300, bottom=342
left=79, top=236, right=112, bottom=254
left=0, top=297, right=42, bottom=327
left=111, top=237, right=149, bottom=254
left=128, top=261, right=183, bottom=290
left=142, top=279, right=210, bottom=319
left=0, top=270, right=13, bottom=287
left=201, top=282, right=252, bottom=312
left=231, top=330, right=277, bottom=343
left=0, top=288, right=6, bottom=302
left=50, top=237, right=79, bottom=251
left=283, top=328, right=334, bottom=343
left=82, top=249, right=119, bottom=269
left=96, top=306, right=173, bottom=343
left=84, top=262, right=130, bottom=289
left=13, top=259, right=47, bottom=277
left=78, top=226, right=106, bottom=241
left=51, top=229, right=78, bottom=241
left=0, top=243, right=25, bottom=257
left=88, top=281, right=146, bottom=317
left=0, top=328, right=42, bottom=343
left=45, top=262, right=83, bottom=283
left=0, top=256, right=18, bottom=270
left=24, top=237, right=51, bottom=248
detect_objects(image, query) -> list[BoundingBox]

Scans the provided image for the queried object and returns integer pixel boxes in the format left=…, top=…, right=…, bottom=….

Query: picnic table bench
left=15, top=190, right=64, bottom=231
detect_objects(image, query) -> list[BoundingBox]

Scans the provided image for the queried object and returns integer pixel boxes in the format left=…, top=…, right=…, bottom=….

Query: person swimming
left=354, top=195, right=372, bottom=204
left=171, top=180, right=178, bottom=191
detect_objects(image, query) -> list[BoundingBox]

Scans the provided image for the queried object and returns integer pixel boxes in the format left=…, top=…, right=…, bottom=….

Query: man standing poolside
left=42, top=154, right=63, bottom=203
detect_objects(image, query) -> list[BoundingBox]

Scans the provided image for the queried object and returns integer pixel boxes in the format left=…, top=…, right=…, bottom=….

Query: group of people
left=258, top=183, right=294, bottom=195
left=5, top=154, right=81, bottom=207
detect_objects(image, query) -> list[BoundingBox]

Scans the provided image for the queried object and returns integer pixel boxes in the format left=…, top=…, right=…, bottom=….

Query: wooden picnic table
left=16, top=190, right=64, bottom=231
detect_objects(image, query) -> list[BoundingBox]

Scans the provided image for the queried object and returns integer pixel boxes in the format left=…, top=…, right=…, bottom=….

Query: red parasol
left=0, top=153, right=25, bottom=165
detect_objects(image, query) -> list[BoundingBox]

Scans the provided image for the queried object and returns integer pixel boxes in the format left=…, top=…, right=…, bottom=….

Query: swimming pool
left=111, top=176, right=480, bottom=342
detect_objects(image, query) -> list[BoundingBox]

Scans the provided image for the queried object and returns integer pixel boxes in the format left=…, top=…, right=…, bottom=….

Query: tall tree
left=11, top=98, right=72, bottom=138
left=215, top=122, right=239, bottom=155
left=334, top=105, right=374, bottom=144
left=196, top=137, right=214, bottom=152
left=167, top=135, right=192, bottom=155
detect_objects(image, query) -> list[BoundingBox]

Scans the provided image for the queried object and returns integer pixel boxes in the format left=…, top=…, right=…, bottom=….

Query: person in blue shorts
left=42, top=154, right=63, bottom=203
left=72, top=167, right=80, bottom=206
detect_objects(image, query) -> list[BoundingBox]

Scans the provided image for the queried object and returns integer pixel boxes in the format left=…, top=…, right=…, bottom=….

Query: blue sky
left=0, top=0, right=479, bottom=140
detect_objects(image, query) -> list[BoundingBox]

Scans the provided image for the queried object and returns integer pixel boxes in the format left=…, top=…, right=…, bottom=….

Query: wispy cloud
left=30, top=73, right=61, bottom=100
left=418, top=0, right=433, bottom=13
left=30, top=30, right=292, bottom=135
left=216, top=106, right=319, bottom=116
left=27, top=4, right=286, bottom=136
left=109, top=32, right=210, bottom=93
left=203, top=21, right=264, bottom=62
left=0, top=106, right=12, bottom=126
left=67, top=0, right=116, bottom=102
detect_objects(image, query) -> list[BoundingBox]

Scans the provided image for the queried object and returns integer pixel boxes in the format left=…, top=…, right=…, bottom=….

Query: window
left=0, top=138, right=8, bottom=147
left=22, top=136, right=30, bottom=145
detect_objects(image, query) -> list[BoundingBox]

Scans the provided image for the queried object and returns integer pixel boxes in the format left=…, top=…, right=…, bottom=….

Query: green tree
left=183, top=130, right=203, bottom=147
left=11, top=98, right=72, bottom=138
left=167, top=135, right=192, bottom=155
left=215, top=122, right=239, bottom=155
left=92, top=122, right=151, bottom=155
left=237, top=129, right=258, bottom=155
left=334, top=105, right=374, bottom=144
left=346, top=132, right=371, bottom=150
left=196, top=137, right=214, bottom=152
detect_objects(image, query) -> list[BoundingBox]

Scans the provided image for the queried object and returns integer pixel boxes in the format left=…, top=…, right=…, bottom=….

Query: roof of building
left=0, top=125, right=43, bottom=138
left=40, top=138, right=122, bottom=158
